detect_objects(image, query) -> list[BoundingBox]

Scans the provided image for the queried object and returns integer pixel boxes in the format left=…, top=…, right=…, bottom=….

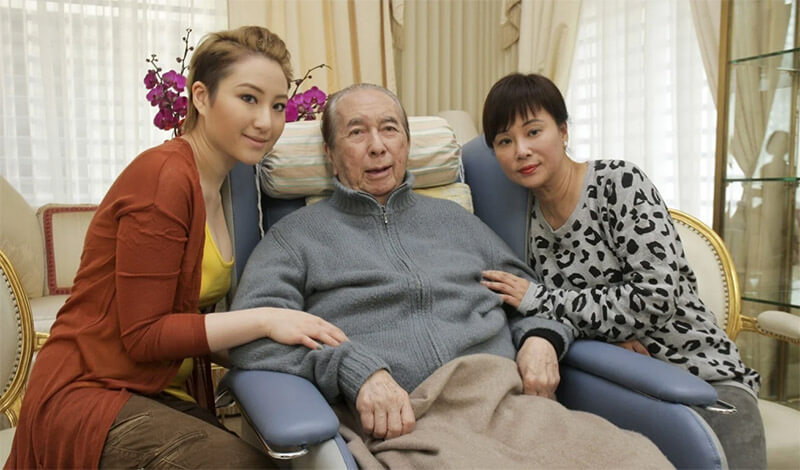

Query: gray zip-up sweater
left=230, top=174, right=572, bottom=404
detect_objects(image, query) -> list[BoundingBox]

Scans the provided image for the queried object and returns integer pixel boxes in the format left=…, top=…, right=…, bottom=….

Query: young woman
left=5, top=26, right=346, bottom=469
left=479, top=73, right=765, bottom=469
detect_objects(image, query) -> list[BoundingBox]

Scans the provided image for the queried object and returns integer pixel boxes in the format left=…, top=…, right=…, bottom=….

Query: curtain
left=0, top=0, right=227, bottom=206
left=514, top=0, right=582, bottom=91
left=227, top=0, right=396, bottom=95
left=394, top=0, right=517, bottom=130
left=565, top=0, right=717, bottom=224
left=689, top=0, right=721, bottom=107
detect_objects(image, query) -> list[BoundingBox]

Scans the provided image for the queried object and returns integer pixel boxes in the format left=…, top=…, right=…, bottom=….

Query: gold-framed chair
left=0, top=249, right=35, bottom=461
left=670, top=209, right=800, bottom=469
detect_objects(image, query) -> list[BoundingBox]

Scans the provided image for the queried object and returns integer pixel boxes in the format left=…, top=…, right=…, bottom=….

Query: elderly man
left=230, top=84, right=670, bottom=468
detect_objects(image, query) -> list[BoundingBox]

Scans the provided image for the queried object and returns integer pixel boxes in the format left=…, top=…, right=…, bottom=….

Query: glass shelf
left=730, top=0, right=796, bottom=61
left=742, top=293, right=800, bottom=310
left=725, top=177, right=800, bottom=183
left=721, top=0, right=800, bottom=406
left=722, top=180, right=799, bottom=309
left=723, top=46, right=797, bottom=180
left=730, top=47, right=800, bottom=65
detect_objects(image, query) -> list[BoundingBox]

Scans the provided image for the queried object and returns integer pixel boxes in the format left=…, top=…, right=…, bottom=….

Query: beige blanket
left=335, top=354, right=673, bottom=469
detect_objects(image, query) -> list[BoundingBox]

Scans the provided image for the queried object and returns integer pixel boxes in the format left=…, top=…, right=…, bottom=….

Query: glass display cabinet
left=714, top=0, right=799, bottom=404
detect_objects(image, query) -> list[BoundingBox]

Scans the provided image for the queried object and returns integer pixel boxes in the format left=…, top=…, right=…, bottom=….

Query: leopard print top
left=520, top=159, right=760, bottom=392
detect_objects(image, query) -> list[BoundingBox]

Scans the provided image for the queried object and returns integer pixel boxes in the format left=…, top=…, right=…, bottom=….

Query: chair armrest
left=217, top=369, right=339, bottom=449
left=563, top=340, right=718, bottom=406
left=757, top=310, right=800, bottom=343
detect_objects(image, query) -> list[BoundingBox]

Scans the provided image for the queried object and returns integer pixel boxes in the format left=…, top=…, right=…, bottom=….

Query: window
left=566, top=0, right=717, bottom=223
left=1, top=0, right=227, bottom=206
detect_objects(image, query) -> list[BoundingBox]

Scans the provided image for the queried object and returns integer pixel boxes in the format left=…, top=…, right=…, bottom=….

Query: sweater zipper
left=381, top=206, right=423, bottom=306
left=380, top=205, right=443, bottom=366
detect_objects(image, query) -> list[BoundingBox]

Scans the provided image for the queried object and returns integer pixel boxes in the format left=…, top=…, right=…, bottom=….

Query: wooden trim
left=669, top=208, right=745, bottom=340
left=713, top=0, right=732, bottom=235
left=0, top=249, right=35, bottom=427
left=40, top=205, right=97, bottom=295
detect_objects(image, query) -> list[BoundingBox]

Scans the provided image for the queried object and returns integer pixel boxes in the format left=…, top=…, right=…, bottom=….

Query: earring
left=563, top=140, right=568, bottom=149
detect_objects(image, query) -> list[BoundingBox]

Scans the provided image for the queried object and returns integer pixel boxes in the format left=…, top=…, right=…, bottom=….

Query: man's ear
left=324, top=143, right=338, bottom=176
left=192, top=81, right=210, bottom=117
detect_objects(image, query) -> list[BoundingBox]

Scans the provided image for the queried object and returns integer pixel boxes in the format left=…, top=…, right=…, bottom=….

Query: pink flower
left=146, top=86, right=164, bottom=106
left=286, top=99, right=299, bottom=122
left=154, top=107, right=173, bottom=130
left=144, top=28, right=193, bottom=137
left=305, top=86, right=326, bottom=108
left=144, top=70, right=158, bottom=89
left=173, top=96, right=188, bottom=116
left=162, top=70, right=186, bottom=92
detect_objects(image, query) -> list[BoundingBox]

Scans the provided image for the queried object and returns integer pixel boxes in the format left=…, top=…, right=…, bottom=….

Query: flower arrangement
left=143, top=29, right=330, bottom=132
left=143, top=28, right=193, bottom=137
left=286, top=64, right=330, bottom=122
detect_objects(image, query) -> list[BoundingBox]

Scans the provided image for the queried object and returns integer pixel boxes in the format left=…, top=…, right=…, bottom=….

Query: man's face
left=326, top=89, right=409, bottom=205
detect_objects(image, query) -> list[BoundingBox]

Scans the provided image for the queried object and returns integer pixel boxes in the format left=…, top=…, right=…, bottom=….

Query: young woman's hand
left=205, top=308, right=348, bottom=353
left=481, top=270, right=531, bottom=309
left=262, top=308, right=349, bottom=350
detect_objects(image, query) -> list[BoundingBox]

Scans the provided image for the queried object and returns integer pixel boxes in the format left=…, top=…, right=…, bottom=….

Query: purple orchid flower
left=144, top=70, right=158, bottom=89
left=286, top=99, right=299, bottom=122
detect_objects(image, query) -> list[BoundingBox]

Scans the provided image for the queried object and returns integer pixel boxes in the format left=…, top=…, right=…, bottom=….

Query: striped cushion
left=306, top=182, right=474, bottom=213
left=260, top=116, right=462, bottom=199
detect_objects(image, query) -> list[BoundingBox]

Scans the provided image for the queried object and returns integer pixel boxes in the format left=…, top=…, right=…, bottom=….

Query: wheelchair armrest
left=217, top=369, right=340, bottom=449
left=563, top=340, right=718, bottom=406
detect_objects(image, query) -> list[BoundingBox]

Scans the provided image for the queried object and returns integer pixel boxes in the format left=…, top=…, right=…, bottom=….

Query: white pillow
left=260, top=116, right=462, bottom=199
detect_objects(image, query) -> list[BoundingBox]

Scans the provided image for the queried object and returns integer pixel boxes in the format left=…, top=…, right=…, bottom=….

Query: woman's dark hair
left=482, top=73, right=568, bottom=148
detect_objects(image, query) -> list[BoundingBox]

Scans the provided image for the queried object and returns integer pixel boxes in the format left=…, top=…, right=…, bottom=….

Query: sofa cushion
left=28, top=294, right=69, bottom=335
left=36, top=205, right=97, bottom=295
left=260, top=116, right=462, bottom=199
left=0, top=427, right=14, bottom=462
left=0, top=178, right=44, bottom=299
left=759, top=398, right=800, bottom=468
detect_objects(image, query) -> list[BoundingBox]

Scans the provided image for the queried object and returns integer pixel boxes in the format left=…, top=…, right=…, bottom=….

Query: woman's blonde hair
left=181, top=26, right=293, bottom=133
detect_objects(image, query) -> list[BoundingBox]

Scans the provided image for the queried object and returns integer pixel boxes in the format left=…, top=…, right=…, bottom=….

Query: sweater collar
left=329, top=171, right=416, bottom=215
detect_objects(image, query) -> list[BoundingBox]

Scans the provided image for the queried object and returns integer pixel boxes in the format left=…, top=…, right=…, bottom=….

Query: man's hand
left=355, top=370, right=415, bottom=439
left=517, top=336, right=560, bottom=399
left=614, top=339, right=650, bottom=356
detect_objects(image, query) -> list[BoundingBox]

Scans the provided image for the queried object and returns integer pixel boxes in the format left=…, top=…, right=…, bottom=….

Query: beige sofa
left=0, top=177, right=96, bottom=348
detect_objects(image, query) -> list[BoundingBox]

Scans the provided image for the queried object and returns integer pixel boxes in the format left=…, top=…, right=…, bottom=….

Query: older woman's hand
left=614, top=339, right=650, bottom=357
left=481, top=270, right=531, bottom=309
left=516, top=336, right=560, bottom=399
left=356, top=370, right=416, bottom=440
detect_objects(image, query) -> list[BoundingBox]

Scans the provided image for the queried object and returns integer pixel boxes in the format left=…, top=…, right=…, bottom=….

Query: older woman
left=480, top=73, right=765, bottom=469
left=6, top=26, right=346, bottom=470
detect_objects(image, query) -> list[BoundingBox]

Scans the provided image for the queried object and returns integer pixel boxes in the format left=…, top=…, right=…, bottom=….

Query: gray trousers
left=100, top=393, right=275, bottom=469
left=694, top=384, right=766, bottom=470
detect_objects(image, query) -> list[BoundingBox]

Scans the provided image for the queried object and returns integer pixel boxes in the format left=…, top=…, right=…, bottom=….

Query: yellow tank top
left=163, top=224, right=234, bottom=402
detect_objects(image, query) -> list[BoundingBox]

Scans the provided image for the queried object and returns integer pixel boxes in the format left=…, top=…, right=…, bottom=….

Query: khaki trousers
left=99, top=393, right=275, bottom=469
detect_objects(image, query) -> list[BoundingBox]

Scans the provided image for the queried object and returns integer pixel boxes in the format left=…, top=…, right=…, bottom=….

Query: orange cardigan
left=6, top=138, right=212, bottom=469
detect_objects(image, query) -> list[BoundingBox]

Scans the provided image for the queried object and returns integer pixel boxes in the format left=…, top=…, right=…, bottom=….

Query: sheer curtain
left=565, top=0, right=717, bottom=224
left=395, top=0, right=517, bottom=128
left=227, top=0, right=396, bottom=95
left=0, top=0, right=227, bottom=206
